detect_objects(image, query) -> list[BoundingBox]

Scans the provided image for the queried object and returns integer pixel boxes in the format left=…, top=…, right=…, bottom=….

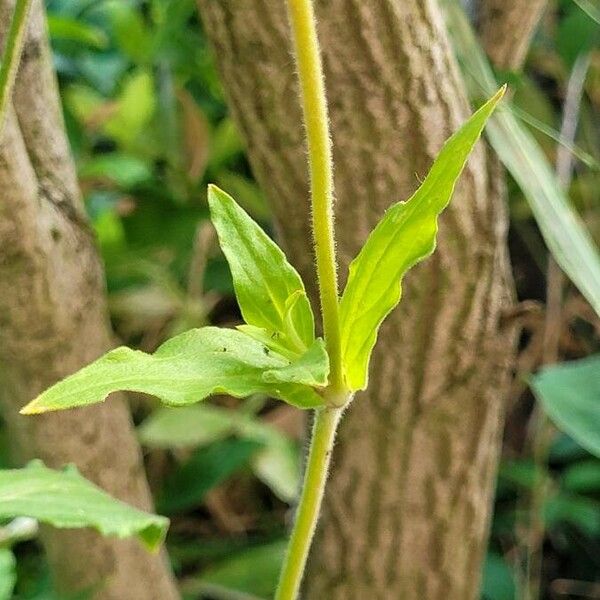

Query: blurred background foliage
left=1, top=0, right=599, bottom=598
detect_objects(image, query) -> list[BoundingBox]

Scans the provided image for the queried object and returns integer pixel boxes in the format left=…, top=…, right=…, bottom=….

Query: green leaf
left=235, top=418, right=300, bottom=503
left=105, top=1, right=153, bottom=64
left=104, top=70, right=156, bottom=148
left=21, top=327, right=326, bottom=415
left=573, top=0, right=600, bottom=26
left=339, top=88, right=505, bottom=390
left=157, top=439, right=261, bottom=514
left=481, top=552, right=516, bottom=600
left=562, top=461, right=600, bottom=493
left=544, top=493, right=600, bottom=536
left=531, top=355, right=600, bottom=458
left=237, top=325, right=300, bottom=360
left=197, top=540, right=286, bottom=598
left=208, top=185, right=315, bottom=355
left=445, top=2, right=600, bottom=317
left=138, top=404, right=236, bottom=449
left=47, top=16, right=109, bottom=49
left=0, top=549, right=16, bottom=600
left=262, top=339, right=329, bottom=387
left=138, top=405, right=301, bottom=502
left=0, top=461, right=168, bottom=551
left=79, top=153, right=153, bottom=188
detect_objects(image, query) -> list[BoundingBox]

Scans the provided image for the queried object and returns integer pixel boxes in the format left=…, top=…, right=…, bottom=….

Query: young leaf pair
left=21, top=86, right=505, bottom=416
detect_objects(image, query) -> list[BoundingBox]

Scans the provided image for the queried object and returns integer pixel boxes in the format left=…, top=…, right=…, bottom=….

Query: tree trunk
left=478, top=0, right=548, bottom=70
left=0, top=3, right=179, bottom=598
left=196, top=0, right=525, bottom=598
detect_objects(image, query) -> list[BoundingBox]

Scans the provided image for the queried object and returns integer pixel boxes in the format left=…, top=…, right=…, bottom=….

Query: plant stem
left=276, top=3, right=348, bottom=598
left=275, top=407, right=342, bottom=600
left=285, top=0, right=344, bottom=395
left=0, top=0, right=33, bottom=133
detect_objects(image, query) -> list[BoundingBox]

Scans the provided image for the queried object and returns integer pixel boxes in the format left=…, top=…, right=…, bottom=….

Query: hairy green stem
left=275, top=407, right=342, bottom=600
left=0, top=0, right=33, bottom=133
left=285, top=0, right=344, bottom=395
left=275, top=2, right=349, bottom=598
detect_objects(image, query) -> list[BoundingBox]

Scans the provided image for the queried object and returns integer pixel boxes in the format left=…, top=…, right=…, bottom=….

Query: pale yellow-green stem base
left=275, top=406, right=343, bottom=600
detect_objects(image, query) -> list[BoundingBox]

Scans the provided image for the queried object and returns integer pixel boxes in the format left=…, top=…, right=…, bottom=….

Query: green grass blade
left=445, top=1, right=600, bottom=317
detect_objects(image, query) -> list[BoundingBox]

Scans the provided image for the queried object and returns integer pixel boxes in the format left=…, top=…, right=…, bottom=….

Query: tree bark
left=478, top=0, right=548, bottom=70
left=0, top=3, right=179, bottom=598
left=197, top=0, right=517, bottom=598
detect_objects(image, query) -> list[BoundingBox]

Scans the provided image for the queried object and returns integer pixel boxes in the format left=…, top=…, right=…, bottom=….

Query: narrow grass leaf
left=445, top=2, right=600, bottom=317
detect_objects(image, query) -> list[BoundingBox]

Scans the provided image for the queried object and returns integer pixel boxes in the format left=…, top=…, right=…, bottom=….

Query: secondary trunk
left=197, top=0, right=520, bottom=598
left=478, top=0, right=548, bottom=70
left=0, top=4, right=179, bottom=598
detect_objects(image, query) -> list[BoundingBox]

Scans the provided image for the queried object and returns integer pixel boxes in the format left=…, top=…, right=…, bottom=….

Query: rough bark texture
left=0, top=3, right=179, bottom=598
left=478, top=0, right=548, bottom=70
left=197, top=0, right=517, bottom=598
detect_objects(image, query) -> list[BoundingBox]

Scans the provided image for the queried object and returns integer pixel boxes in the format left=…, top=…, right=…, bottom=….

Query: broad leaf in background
left=208, top=185, right=315, bottom=355
left=531, top=355, right=600, bottom=458
left=339, top=87, right=505, bottom=391
left=234, top=416, right=300, bottom=503
left=562, top=460, right=600, bottom=493
left=481, top=552, right=516, bottom=600
left=545, top=493, right=600, bottom=537
left=139, top=404, right=236, bottom=448
left=157, top=438, right=261, bottom=514
left=0, top=549, right=15, bottom=600
left=445, top=2, right=600, bottom=317
left=47, top=16, right=108, bottom=49
left=139, top=405, right=301, bottom=503
left=0, top=461, right=168, bottom=551
left=21, top=327, right=325, bottom=414
left=193, top=540, right=286, bottom=599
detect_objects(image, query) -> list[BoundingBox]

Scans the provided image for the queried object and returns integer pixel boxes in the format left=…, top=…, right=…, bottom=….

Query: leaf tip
left=139, top=518, right=170, bottom=552
left=487, top=84, right=507, bottom=110
left=207, top=183, right=228, bottom=206
left=20, top=400, right=45, bottom=415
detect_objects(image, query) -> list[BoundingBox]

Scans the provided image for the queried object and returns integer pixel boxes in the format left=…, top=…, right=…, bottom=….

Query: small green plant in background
left=2, top=0, right=503, bottom=598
